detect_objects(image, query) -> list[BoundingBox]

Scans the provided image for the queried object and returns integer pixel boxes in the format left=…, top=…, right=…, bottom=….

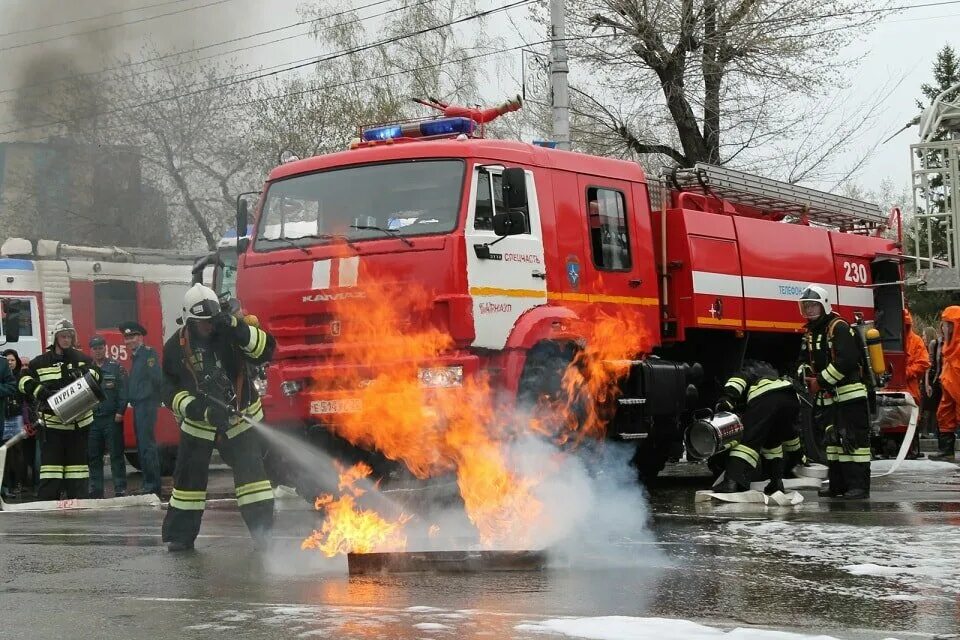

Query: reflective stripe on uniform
left=171, top=391, right=195, bottom=419
left=169, top=488, right=207, bottom=511
left=837, top=447, right=872, bottom=463
left=821, top=363, right=844, bottom=385
left=825, top=444, right=842, bottom=462
left=39, top=464, right=64, bottom=479
left=835, top=383, right=867, bottom=402
left=181, top=419, right=217, bottom=441
left=730, top=443, right=760, bottom=468
left=41, top=411, right=94, bottom=429
left=761, top=445, right=784, bottom=460
left=64, top=465, right=89, bottom=479
left=782, top=437, right=802, bottom=453
left=725, top=377, right=747, bottom=394
left=225, top=421, right=252, bottom=439
left=235, top=480, right=273, bottom=506
left=746, top=378, right=793, bottom=403
left=243, top=327, right=268, bottom=359
left=36, top=365, right=62, bottom=382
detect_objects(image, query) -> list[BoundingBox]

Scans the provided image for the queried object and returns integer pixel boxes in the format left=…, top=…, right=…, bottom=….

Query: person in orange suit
left=933, top=306, right=960, bottom=460
left=903, top=309, right=930, bottom=406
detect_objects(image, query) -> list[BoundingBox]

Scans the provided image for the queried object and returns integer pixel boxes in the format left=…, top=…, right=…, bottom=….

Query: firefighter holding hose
left=18, top=319, right=101, bottom=500
left=713, top=361, right=800, bottom=494
left=798, top=286, right=871, bottom=500
left=161, top=284, right=276, bottom=552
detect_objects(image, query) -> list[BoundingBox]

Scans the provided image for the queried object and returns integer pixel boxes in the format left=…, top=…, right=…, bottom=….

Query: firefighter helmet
left=50, top=318, right=76, bottom=340
left=182, top=284, right=221, bottom=323
left=799, top=284, right=831, bottom=319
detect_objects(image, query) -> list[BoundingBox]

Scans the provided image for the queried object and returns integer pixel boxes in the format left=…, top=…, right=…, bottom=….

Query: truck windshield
left=255, top=159, right=465, bottom=249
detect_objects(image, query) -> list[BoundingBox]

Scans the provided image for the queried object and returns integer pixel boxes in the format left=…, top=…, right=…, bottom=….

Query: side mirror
left=191, top=253, right=223, bottom=286
left=236, top=199, right=249, bottom=254
left=1, top=300, right=20, bottom=343
left=492, top=210, right=527, bottom=237
left=501, top=167, right=528, bottom=210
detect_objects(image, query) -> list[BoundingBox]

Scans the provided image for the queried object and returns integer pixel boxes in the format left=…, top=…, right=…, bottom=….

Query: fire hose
left=872, top=392, right=919, bottom=478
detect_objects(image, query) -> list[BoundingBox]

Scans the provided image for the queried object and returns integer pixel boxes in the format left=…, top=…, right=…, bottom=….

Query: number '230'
left=843, top=261, right=868, bottom=284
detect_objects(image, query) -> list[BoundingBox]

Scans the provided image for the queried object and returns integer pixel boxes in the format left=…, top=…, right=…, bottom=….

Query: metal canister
left=47, top=372, right=105, bottom=424
left=684, top=411, right=744, bottom=459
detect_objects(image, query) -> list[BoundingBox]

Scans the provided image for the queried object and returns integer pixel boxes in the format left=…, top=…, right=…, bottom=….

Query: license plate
left=310, top=398, right=362, bottom=415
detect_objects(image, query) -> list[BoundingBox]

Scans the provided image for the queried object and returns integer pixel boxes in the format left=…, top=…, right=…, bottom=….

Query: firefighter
left=161, top=284, right=275, bottom=552
left=932, top=306, right=960, bottom=460
left=797, top=285, right=871, bottom=500
left=903, top=309, right=931, bottom=407
left=87, top=335, right=129, bottom=498
left=18, top=319, right=101, bottom=500
left=120, top=321, right=162, bottom=496
left=713, top=360, right=800, bottom=494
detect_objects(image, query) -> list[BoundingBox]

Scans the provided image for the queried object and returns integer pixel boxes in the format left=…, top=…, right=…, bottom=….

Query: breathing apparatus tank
left=866, top=327, right=886, bottom=377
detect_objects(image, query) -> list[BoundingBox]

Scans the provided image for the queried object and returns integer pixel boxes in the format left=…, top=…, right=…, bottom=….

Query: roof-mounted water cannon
left=354, top=95, right=523, bottom=148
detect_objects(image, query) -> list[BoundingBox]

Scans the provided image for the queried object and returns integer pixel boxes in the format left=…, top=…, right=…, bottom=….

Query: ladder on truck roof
left=667, top=163, right=886, bottom=230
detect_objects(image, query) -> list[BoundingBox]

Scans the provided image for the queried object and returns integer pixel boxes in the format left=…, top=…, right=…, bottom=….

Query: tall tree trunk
left=701, top=0, right=722, bottom=164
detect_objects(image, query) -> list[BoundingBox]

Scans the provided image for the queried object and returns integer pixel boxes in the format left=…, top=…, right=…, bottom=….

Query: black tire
left=124, top=451, right=141, bottom=471
left=517, top=341, right=583, bottom=436
left=124, top=448, right=176, bottom=476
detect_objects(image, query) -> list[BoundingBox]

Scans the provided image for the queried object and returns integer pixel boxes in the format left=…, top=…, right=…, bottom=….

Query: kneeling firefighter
left=798, top=285, right=871, bottom=500
left=18, top=320, right=102, bottom=500
left=161, top=284, right=276, bottom=552
left=713, top=361, right=800, bottom=494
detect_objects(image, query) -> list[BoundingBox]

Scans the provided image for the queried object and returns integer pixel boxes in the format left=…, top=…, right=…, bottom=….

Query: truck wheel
left=125, top=450, right=176, bottom=475
left=632, top=441, right=669, bottom=486
left=517, top=341, right=583, bottom=435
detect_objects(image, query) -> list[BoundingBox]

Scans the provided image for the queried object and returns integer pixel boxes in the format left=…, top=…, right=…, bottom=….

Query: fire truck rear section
left=229, top=123, right=906, bottom=489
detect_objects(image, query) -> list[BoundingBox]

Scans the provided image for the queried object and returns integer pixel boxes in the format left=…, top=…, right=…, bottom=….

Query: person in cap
left=17, top=319, right=101, bottom=500
left=161, top=284, right=275, bottom=552
left=797, top=285, right=871, bottom=500
left=87, top=335, right=129, bottom=498
left=120, top=320, right=162, bottom=496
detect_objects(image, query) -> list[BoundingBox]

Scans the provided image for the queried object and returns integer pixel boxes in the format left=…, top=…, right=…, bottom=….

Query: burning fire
left=301, top=462, right=412, bottom=557
left=303, top=277, right=646, bottom=553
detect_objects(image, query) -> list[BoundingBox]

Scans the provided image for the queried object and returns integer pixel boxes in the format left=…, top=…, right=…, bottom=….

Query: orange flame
left=301, top=461, right=412, bottom=557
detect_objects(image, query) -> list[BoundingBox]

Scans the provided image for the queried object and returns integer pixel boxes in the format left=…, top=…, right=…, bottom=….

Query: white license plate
left=310, top=399, right=362, bottom=415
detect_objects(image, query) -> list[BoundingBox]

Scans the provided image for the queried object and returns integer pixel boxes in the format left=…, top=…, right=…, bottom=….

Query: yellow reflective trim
left=225, top=421, right=252, bottom=439
left=725, top=377, right=747, bottom=393
left=730, top=444, right=760, bottom=467
left=236, top=489, right=273, bottom=507
left=761, top=446, right=784, bottom=459
left=172, top=391, right=194, bottom=418
left=181, top=423, right=216, bottom=441
left=474, top=286, right=546, bottom=299
left=545, top=291, right=659, bottom=306
left=172, top=489, right=207, bottom=500
left=169, top=497, right=206, bottom=511
left=822, top=364, right=843, bottom=385
left=236, top=480, right=271, bottom=497
left=39, top=465, right=64, bottom=479
left=783, top=437, right=802, bottom=452
left=64, top=470, right=90, bottom=479
left=746, top=378, right=792, bottom=402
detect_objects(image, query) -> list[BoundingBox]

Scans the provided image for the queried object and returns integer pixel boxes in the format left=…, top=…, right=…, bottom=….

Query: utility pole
left=549, top=0, right=570, bottom=151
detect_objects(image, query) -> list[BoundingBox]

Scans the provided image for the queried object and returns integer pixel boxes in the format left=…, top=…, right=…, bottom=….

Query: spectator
left=0, top=351, right=24, bottom=499
left=87, top=336, right=129, bottom=498
left=925, top=327, right=944, bottom=439
left=120, top=321, right=162, bottom=496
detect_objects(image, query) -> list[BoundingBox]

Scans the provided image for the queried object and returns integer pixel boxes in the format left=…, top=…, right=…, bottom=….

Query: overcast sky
left=0, top=0, right=956, bottom=197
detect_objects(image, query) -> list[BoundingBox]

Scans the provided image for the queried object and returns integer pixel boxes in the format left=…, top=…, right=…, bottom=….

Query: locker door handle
left=532, top=271, right=547, bottom=280
left=629, top=279, right=642, bottom=288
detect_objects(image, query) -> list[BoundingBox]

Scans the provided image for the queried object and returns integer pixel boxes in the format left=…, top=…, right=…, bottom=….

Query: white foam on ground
left=870, top=459, right=958, bottom=473
left=514, top=616, right=845, bottom=639
left=413, top=622, right=453, bottom=630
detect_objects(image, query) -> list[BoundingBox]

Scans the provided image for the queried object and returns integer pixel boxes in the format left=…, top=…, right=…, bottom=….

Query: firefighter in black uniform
left=713, top=360, right=800, bottom=494
left=19, top=319, right=101, bottom=500
left=798, top=285, right=871, bottom=500
left=161, top=284, right=276, bottom=552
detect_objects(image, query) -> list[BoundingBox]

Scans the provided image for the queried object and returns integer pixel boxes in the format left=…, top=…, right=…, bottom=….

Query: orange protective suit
left=935, top=306, right=960, bottom=435
left=903, top=310, right=930, bottom=405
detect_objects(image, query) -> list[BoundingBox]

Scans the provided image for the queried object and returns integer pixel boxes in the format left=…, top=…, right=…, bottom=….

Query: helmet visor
left=187, top=299, right=221, bottom=320
left=799, top=300, right=823, bottom=320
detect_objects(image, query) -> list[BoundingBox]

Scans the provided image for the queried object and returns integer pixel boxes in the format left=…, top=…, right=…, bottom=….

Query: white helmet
left=182, top=284, right=221, bottom=323
left=50, top=318, right=76, bottom=340
left=799, top=284, right=831, bottom=319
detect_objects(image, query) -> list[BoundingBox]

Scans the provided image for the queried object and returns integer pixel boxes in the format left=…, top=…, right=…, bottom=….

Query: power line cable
left=0, top=0, right=194, bottom=38
left=0, top=0, right=534, bottom=137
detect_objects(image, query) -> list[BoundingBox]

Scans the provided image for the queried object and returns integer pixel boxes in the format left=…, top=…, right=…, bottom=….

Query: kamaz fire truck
left=221, top=101, right=908, bottom=487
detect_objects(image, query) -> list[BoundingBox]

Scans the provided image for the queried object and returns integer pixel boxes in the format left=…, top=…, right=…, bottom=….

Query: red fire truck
left=225, top=107, right=908, bottom=486
left=0, top=237, right=198, bottom=473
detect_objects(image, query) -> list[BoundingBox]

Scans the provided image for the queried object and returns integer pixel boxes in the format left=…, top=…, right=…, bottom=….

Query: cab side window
left=587, top=187, right=631, bottom=271
left=474, top=169, right=529, bottom=233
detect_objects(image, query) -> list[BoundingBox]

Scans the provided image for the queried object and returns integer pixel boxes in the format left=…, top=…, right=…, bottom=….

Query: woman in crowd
left=2, top=349, right=33, bottom=499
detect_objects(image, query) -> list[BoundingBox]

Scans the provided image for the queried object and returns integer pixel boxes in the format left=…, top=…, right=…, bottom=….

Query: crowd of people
left=0, top=319, right=163, bottom=501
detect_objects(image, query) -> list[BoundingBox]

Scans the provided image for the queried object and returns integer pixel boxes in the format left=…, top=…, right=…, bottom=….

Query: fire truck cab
left=230, top=114, right=906, bottom=486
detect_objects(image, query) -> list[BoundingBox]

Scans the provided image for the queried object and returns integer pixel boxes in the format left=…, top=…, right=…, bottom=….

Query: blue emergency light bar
left=361, top=117, right=476, bottom=142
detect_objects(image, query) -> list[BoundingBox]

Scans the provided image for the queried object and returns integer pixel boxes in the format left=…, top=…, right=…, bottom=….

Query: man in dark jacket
left=18, top=319, right=101, bottom=500
left=120, top=321, right=162, bottom=496
left=87, top=335, right=129, bottom=498
left=161, top=284, right=275, bottom=552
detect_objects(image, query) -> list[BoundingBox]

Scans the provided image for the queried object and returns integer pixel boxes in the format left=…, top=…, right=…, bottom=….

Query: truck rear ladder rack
left=668, top=163, right=886, bottom=230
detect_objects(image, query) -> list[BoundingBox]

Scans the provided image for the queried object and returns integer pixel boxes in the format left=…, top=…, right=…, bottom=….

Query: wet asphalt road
left=1, top=460, right=959, bottom=640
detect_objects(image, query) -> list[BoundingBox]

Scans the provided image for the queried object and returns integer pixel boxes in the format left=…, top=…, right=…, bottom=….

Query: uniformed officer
left=162, top=284, right=275, bottom=552
left=87, top=335, right=129, bottom=498
left=120, top=321, right=162, bottom=496
left=18, top=319, right=101, bottom=500
left=713, top=360, right=801, bottom=494
left=798, top=285, right=872, bottom=500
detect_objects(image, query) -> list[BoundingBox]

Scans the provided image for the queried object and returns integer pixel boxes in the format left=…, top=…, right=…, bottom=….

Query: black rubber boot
left=763, top=457, right=785, bottom=495
left=841, top=488, right=869, bottom=500
left=818, top=485, right=842, bottom=498
left=713, top=476, right=748, bottom=493
left=929, top=433, right=956, bottom=460
left=167, top=541, right=194, bottom=553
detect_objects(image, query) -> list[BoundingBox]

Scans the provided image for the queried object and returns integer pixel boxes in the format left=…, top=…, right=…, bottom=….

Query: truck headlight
left=417, top=366, right=463, bottom=388
left=280, top=380, right=304, bottom=397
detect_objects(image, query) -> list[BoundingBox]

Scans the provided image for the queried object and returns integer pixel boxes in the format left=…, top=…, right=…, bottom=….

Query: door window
left=474, top=168, right=528, bottom=233
left=1, top=297, right=34, bottom=338
left=94, top=280, right=138, bottom=329
left=587, top=187, right=631, bottom=271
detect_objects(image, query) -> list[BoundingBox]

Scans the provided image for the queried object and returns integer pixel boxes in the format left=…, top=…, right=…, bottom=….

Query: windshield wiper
left=314, top=233, right=360, bottom=253
left=260, top=234, right=359, bottom=254
left=262, top=235, right=310, bottom=255
left=350, top=224, right=414, bottom=247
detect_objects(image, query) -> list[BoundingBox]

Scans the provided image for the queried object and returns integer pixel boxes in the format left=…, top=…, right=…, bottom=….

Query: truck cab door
left=463, top=164, right=547, bottom=349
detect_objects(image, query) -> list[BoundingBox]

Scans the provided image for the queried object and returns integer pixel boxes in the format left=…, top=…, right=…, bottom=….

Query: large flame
left=303, top=278, right=647, bottom=552
left=301, top=461, right=412, bottom=557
